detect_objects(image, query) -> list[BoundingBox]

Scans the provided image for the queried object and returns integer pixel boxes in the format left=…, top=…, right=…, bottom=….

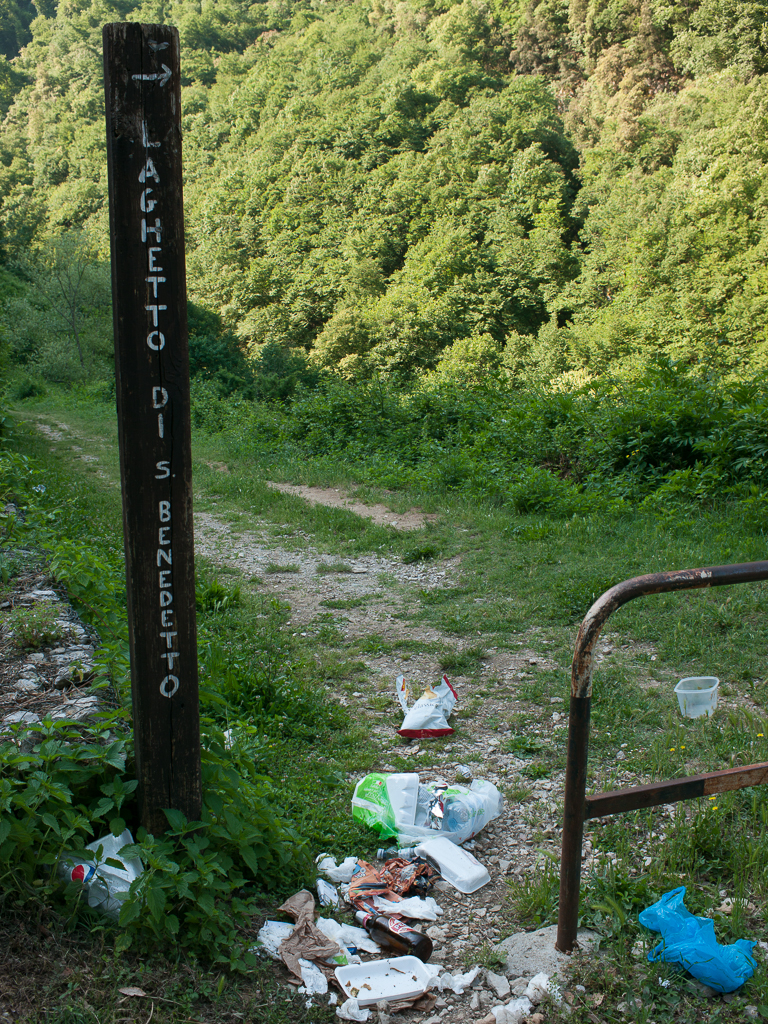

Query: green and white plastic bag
left=352, top=772, right=502, bottom=847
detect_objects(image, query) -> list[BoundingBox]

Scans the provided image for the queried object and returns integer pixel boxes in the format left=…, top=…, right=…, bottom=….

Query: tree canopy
left=2, top=0, right=768, bottom=381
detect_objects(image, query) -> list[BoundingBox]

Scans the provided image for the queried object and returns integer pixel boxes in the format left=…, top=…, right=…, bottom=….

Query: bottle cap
left=355, top=910, right=367, bottom=924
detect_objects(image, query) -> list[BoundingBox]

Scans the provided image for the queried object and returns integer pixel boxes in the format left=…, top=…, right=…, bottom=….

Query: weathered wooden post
left=103, top=22, right=201, bottom=833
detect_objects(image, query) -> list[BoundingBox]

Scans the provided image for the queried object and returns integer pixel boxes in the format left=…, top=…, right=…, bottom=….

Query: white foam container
left=335, top=955, right=431, bottom=1006
left=414, top=835, right=491, bottom=893
left=674, top=676, right=719, bottom=718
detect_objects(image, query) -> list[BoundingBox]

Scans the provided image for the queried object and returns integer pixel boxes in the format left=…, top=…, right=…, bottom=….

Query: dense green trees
left=1, top=0, right=768, bottom=382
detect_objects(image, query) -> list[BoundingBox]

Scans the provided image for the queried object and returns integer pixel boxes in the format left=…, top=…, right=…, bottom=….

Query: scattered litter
left=352, top=772, right=502, bottom=846
left=335, top=955, right=432, bottom=1006
left=376, top=846, right=415, bottom=861
left=348, top=857, right=436, bottom=914
left=370, top=895, right=442, bottom=921
left=336, top=997, right=370, bottom=1022
left=272, top=890, right=342, bottom=983
left=525, top=972, right=556, bottom=1004
left=491, top=997, right=532, bottom=1023
left=674, top=676, right=719, bottom=718
left=58, top=828, right=142, bottom=920
left=317, top=853, right=359, bottom=883
left=298, top=958, right=328, bottom=995
left=317, top=878, right=340, bottom=907
left=316, top=916, right=380, bottom=955
left=415, top=836, right=490, bottom=893
left=396, top=674, right=457, bottom=738
left=355, top=909, right=433, bottom=961
left=256, top=920, right=295, bottom=959
left=639, top=887, right=756, bottom=992
left=434, top=966, right=480, bottom=994
left=497, top=999, right=532, bottom=1023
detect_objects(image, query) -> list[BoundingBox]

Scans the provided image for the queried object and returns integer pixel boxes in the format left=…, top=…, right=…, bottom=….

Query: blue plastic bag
left=639, top=887, right=756, bottom=993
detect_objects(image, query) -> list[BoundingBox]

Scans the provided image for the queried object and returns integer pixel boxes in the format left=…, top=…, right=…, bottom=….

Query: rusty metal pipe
left=556, top=559, right=768, bottom=954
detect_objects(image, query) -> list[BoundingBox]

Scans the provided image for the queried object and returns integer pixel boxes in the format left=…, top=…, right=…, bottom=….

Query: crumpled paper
left=276, top=890, right=342, bottom=982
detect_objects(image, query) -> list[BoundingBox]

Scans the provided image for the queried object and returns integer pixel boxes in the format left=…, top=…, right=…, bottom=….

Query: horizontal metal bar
left=585, top=761, right=768, bottom=818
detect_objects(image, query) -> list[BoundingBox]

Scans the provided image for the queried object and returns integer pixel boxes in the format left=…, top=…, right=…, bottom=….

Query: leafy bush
left=0, top=719, right=310, bottom=971
left=7, top=373, right=46, bottom=401
left=188, top=302, right=254, bottom=397
left=251, top=342, right=325, bottom=403
left=264, top=361, right=768, bottom=517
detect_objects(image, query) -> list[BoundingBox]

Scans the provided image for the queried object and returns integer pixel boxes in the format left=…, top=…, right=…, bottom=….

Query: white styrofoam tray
left=335, top=955, right=431, bottom=1006
left=415, top=835, right=491, bottom=893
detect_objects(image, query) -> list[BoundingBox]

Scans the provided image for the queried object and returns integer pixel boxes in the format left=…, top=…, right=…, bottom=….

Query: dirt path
left=27, top=413, right=622, bottom=1012
left=265, top=481, right=438, bottom=530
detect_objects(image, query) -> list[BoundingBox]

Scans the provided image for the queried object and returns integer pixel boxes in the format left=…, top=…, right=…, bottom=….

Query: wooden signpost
left=103, top=22, right=201, bottom=834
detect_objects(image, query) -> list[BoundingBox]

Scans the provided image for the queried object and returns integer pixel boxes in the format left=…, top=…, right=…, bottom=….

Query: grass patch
left=320, top=596, right=369, bottom=609
left=439, top=644, right=486, bottom=674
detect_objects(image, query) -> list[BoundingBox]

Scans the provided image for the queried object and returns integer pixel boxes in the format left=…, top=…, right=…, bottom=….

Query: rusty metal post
left=556, top=560, right=768, bottom=953
left=103, top=23, right=201, bottom=834
left=556, top=694, right=591, bottom=952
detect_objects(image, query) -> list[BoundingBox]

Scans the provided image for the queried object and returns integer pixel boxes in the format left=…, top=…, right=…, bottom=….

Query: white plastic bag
left=298, top=958, right=328, bottom=995
left=397, top=675, right=457, bottom=738
left=58, top=828, right=142, bottom=920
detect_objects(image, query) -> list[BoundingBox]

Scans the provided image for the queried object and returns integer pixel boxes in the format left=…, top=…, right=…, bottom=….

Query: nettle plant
left=0, top=718, right=311, bottom=970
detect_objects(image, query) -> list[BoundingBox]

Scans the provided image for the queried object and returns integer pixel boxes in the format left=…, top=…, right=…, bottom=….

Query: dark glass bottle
left=355, top=910, right=433, bottom=962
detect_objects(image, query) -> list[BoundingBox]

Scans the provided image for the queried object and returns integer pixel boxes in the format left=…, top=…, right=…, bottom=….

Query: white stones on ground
left=486, top=971, right=511, bottom=999
left=50, top=695, right=101, bottom=723
left=27, top=653, right=46, bottom=664
left=25, top=589, right=59, bottom=602
left=499, top=860, right=512, bottom=874
left=14, top=679, right=41, bottom=692
left=2, top=710, right=39, bottom=726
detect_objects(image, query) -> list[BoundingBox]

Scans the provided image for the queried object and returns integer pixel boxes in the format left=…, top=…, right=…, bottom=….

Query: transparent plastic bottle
left=376, top=846, right=417, bottom=861
left=355, top=910, right=433, bottom=962
left=441, top=792, right=483, bottom=833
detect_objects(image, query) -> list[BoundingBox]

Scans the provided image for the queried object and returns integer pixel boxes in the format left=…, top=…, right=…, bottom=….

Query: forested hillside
left=1, top=0, right=767, bottom=382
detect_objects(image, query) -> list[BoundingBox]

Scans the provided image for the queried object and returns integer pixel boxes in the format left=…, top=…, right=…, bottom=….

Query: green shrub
left=0, top=718, right=310, bottom=971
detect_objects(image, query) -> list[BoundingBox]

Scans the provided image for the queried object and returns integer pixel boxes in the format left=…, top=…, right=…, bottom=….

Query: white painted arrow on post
left=132, top=64, right=171, bottom=86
